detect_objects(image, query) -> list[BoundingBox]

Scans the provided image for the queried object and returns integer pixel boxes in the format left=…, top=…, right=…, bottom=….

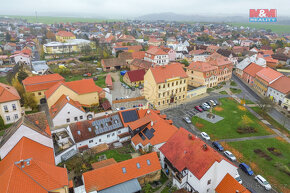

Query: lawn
left=225, top=138, right=290, bottom=192
left=230, top=81, right=237, bottom=86
left=229, top=22, right=290, bottom=34
left=219, top=91, right=228, bottom=95
left=230, top=88, right=242, bottom=94
left=0, top=130, right=5, bottom=136
left=0, top=76, right=8, bottom=84
left=192, top=98, right=273, bottom=140
left=92, top=145, right=134, bottom=163
left=63, top=74, right=106, bottom=88
left=251, top=107, right=289, bottom=136
left=245, top=99, right=255, bottom=104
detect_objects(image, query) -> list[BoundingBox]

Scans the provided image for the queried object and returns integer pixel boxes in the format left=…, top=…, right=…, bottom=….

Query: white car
left=255, top=175, right=271, bottom=190
left=201, top=132, right=210, bottom=140
left=183, top=117, right=191, bottom=124
left=235, top=174, right=242, bottom=184
left=202, top=103, right=210, bottom=109
left=224, top=151, right=237, bottom=161
left=115, top=108, right=120, bottom=111
left=210, top=100, right=216, bottom=106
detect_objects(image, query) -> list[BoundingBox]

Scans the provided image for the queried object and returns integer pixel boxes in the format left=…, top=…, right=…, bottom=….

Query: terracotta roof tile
left=215, top=173, right=250, bottom=193
left=269, top=76, right=290, bottom=94
left=56, top=31, right=75, bottom=37
left=23, top=74, right=65, bottom=92
left=243, top=63, right=264, bottom=77
left=126, top=69, right=146, bottom=82
left=256, top=67, right=284, bottom=83
left=0, top=83, right=20, bottom=103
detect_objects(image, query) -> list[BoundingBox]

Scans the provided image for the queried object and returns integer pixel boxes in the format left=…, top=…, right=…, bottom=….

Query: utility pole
left=35, top=11, right=38, bottom=23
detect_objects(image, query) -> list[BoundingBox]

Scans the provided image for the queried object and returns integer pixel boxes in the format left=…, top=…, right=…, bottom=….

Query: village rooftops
left=256, top=67, right=284, bottom=84
left=0, top=82, right=20, bottom=103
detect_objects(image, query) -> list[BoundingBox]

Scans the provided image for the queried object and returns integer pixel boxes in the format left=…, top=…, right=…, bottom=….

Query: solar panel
left=139, top=132, right=146, bottom=140
left=121, top=110, right=138, bottom=123
left=143, top=128, right=154, bottom=140
left=150, top=128, right=155, bottom=133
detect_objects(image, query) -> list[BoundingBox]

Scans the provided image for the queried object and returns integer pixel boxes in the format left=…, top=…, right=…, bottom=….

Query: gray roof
left=32, top=60, right=49, bottom=72
left=99, top=179, right=141, bottom=193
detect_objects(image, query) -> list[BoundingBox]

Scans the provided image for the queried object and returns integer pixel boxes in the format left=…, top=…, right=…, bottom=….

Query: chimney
left=188, top=134, right=193, bottom=140
left=203, top=144, right=207, bottom=151
left=151, top=121, right=154, bottom=127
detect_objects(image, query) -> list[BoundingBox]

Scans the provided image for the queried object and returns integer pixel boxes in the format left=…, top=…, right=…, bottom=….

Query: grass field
left=229, top=22, right=290, bottom=34
left=92, top=146, right=133, bottom=163
left=219, top=91, right=228, bottom=95
left=225, top=138, right=290, bottom=192
left=64, top=74, right=106, bottom=88
left=230, top=88, right=242, bottom=94
left=3, top=15, right=119, bottom=24
left=191, top=98, right=273, bottom=140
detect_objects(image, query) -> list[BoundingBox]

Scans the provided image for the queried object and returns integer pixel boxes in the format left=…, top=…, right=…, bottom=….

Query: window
left=107, top=134, right=110, bottom=138
left=38, top=92, right=42, bottom=95
left=80, top=116, right=83, bottom=120
left=14, top=114, right=18, bottom=119
left=122, top=167, right=127, bottom=173
left=118, top=130, right=121, bottom=134
left=89, top=140, right=93, bottom=143
left=66, top=118, right=70, bottom=123
left=112, top=133, right=115, bottom=136
left=3, top=105, right=8, bottom=112
left=207, top=179, right=211, bottom=185
left=136, top=163, right=141, bottom=168
left=12, top=104, right=16, bottom=110
left=67, top=111, right=70, bottom=114
left=99, top=139, right=102, bottom=142
left=6, top=116, right=10, bottom=121
left=74, top=117, right=78, bottom=121
left=147, top=160, right=151, bottom=165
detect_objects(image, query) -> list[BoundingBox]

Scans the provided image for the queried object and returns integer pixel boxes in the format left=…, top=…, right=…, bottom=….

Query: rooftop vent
left=66, top=96, right=70, bottom=101
left=77, top=131, right=81, bottom=135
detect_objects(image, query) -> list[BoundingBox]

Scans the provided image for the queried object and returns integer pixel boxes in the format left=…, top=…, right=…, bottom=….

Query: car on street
left=138, top=104, right=143, bottom=107
left=235, top=174, right=242, bottom=184
left=212, top=141, right=224, bottom=151
left=183, top=117, right=191, bottom=124
left=209, top=100, right=216, bottom=106
left=213, top=99, right=219, bottom=105
left=131, top=87, right=135, bottom=91
left=255, top=175, right=271, bottom=190
left=115, top=108, right=120, bottom=111
left=120, top=107, right=126, bottom=110
left=224, top=151, right=236, bottom=161
left=202, top=103, right=210, bottom=110
left=205, top=102, right=212, bottom=107
left=239, top=163, right=254, bottom=176
left=194, top=106, right=203, bottom=112
left=133, top=105, right=137, bottom=108
left=201, top=132, right=210, bottom=140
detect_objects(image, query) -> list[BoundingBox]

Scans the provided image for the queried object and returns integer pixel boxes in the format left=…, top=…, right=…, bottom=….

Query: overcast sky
left=1, top=0, right=290, bottom=18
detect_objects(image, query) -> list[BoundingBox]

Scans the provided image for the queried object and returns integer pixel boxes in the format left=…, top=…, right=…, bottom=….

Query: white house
left=67, top=113, right=130, bottom=150
left=267, top=76, right=290, bottom=106
left=159, top=128, right=239, bottom=193
left=0, top=83, right=22, bottom=125
left=10, top=53, right=31, bottom=65
left=0, top=112, right=53, bottom=159
left=236, top=54, right=266, bottom=77
left=144, top=47, right=169, bottom=66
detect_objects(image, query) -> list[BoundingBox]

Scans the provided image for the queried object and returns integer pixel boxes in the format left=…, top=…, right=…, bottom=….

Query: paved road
left=162, top=96, right=277, bottom=193
left=217, top=134, right=277, bottom=142
left=232, top=74, right=290, bottom=130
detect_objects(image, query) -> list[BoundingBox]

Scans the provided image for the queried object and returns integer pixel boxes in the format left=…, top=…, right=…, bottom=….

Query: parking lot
left=162, top=95, right=277, bottom=193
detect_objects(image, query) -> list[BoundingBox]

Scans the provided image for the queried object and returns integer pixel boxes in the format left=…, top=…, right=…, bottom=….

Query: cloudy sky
left=1, top=0, right=289, bottom=18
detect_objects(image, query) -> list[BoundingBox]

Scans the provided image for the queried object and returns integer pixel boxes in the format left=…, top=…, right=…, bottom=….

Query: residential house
left=23, top=73, right=65, bottom=104
left=0, top=83, right=22, bottom=124
left=105, top=74, right=113, bottom=90
left=31, top=60, right=49, bottom=75
left=123, top=69, right=146, bottom=87
left=159, top=128, right=239, bottom=193
left=56, top=31, right=76, bottom=42
left=82, top=152, right=161, bottom=193
left=242, top=63, right=264, bottom=85
left=0, top=112, right=69, bottom=193
left=101, top=58, right=127, bottom=72
left=267, top=76, right=290, bottom=108
left=50, top=95, right=87, bottom=127
left=129, top=109, right=178, bottom=151
left=67, top=113, right=129, bottom=150
left=187, top=61, right=218, bottom=88
left=3, top=42, right=16, bottom=52
left=161, top=47, right=176, bottom=61
left=148, top=38, right=164, bottom=46
left=215, top=173, right=250, bottom=193
left=43, top=39, right=94, bottom=54
left=253, top=67, right=284, bottom=96
left=144, top=47, right=169, bottom=66
left=10, top=53, right=31, bottom=65
left=236, top=54, right=266, bottom=77
left=45, top=79, right=103, bottom=108
left=206, top=45, right=219, bottom=53
left=130, top=58, right=153, bottom=71
left=112, top=45, right=142, bottom=56
left=144, top=63, right=188, bottom=109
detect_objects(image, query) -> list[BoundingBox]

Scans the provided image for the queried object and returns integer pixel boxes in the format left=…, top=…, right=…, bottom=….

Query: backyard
left=192, top=98, right=273, bottom=140
left=63, top=73, right=107, bottom=88
left=222, top=138, right=290, bottom=192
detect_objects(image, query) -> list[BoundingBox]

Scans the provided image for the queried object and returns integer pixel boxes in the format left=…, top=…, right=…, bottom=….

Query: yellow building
left=45, top=79, right=103, bottom=108
left=123, top=69, right=146, bottom=87
left=55, top=31, right=76, bottom=42
left=144, top=63, right=188, bottom=109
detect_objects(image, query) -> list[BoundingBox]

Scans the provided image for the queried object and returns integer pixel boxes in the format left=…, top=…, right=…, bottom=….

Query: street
left=162, top=95, right=277, bottom=193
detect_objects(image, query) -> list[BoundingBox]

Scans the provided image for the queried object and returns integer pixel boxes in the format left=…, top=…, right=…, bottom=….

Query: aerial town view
left=0, top=0, right=290, bottom=193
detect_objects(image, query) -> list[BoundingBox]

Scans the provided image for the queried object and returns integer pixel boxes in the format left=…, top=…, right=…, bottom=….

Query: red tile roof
left=159, top=128, right=236, bottom=179
left=269, top=76, right=290, bottom=94
left=126, top=69, right=146, bottom=82
left=243, top=63, right=264, bottom=77
left=50, top=94, right=85, bottom=118
left=132, top=51, right=146, bottom=59
left=149, top=62, right=188, bottom=84
left=105, top=74, right=113, bottom=86
left=83, top=152, right=161, bottom=192
left=188, top=61, right=217, bottom=72
left=56, top=31, right=75, bottom=37
left=146, top=47, right=167, bottom=56
left=256, top=67, right=284, bottom=84
left=215, top=173, right=250, bottom=193
left=45, top=79, right=103, bottom=99
left=0, top=83, right=20, bottom=103
left=23, top=74, right=65, bottom=92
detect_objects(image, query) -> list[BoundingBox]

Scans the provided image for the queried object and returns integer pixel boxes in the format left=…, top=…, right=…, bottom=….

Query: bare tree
left=257, top=97, right=274, bottom=113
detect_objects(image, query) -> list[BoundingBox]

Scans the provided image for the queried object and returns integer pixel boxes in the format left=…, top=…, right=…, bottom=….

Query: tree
left=257, top=97, right=274, bottom=113
left=0, top=116, right=5, bottom=130
left=12, top=78, right=25, bottom=104
left=17, top=70, right=28, bottom=84
left=5, top=32, right=11, bottom=42
left=180, top=59, right=189, bottom=67
left=80, top=44, right=92, bottom=55
left=23, top=93, right=38, bottom=110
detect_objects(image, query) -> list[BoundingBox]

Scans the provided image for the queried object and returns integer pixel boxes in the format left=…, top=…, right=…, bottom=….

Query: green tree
left=12, top=78, right=25, bottom=104
left=0, top=116, right=5, bottom=130
left=5, top=32, right=11, bottom=42
left=17, top=70, right=28, bottom=83
left=23, top=93, right=38, bottom=110
left=180, top=59, right=189, bottom=67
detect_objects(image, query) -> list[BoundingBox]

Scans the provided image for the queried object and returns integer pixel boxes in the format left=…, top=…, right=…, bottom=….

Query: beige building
left=144, top=63, right=188, bottom=109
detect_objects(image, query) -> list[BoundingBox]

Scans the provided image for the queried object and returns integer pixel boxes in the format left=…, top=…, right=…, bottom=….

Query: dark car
left=120, top=107, right=126, bottom=110
left=194, top=106, right=203, bottom=112
left=213, top=99, right=219, bottom=105
left=206, top=102, right=212, bottom=107
left=239, top=163, right=254, bottom=176
left=200, top=105, right=208, bottom=111
left=212, top=141, right=224, bottom=151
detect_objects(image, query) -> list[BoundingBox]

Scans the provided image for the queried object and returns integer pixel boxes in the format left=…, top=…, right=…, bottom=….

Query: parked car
left=138, top=104, right=143, bottom=107
left=133, top=105, right=137, bottom=108
left=194, top=106, right=203, bottom=112
left=224, top=151, right=236, bottom=161
left=201, top=103, right=210, bottom=110
left=115, top=108, right=120, bottom=111
left=213, top=99, right=219, bottom=105
left=205, top=102, right=212, bottom=107
left=255, top=175, right=271, bottom=190
left=235, top=174, right=242, bottom=184
left=125, top=96, right=129, bottom=99
left=212, top=141, right=224, bottom=151
left=183, top=117, right=191, bottom=124
left=200, top=105, right=207, bottom=111
left=239, top=163, right=254, bottom=176
left=115, top=97, right=119, bottom=100
left=210, top=100, right=216, bottom=106
left=120, top=107, right=126, bottom=110
left=201, top=132, right=210, bottom=140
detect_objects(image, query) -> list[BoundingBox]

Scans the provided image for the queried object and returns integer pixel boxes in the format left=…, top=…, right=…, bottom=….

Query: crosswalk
left=184, top=109, right=197, bottom=118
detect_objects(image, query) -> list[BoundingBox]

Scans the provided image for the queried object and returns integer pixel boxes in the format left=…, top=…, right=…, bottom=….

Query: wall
left=54, top=144, right=77, bottom=165
left=186, top=86, right=207, bottom=99
left=0, top=100, right=22, bottom=124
